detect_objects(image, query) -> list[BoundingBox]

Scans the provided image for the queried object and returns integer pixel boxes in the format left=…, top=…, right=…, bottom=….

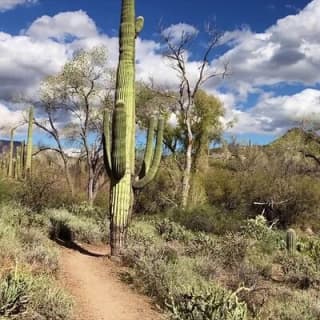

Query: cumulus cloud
left=0, top=0, right=37, bottom=12
left=0, top=102, right=24, bottom=132
left=1, top=2, right=320, bottom=138
left=161, top=23, right=198, bottom=44
left=225, top=89, right=320, bottom=135
left=214, top=0, right=320, bottom=97
left=26, top=10, right=98, bottom=41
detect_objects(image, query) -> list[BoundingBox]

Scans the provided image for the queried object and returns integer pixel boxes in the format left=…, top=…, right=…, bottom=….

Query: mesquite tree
left=103, top=0, right=164, bottom=256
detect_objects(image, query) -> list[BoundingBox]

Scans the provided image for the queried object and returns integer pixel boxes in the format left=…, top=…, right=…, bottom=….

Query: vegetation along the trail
left=0, top=0, right=320, bottom=319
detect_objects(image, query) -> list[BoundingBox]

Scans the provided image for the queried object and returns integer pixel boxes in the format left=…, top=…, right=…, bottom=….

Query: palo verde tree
left=161, top=23, right=228, bottom=208
left=136, top=85, right=224, bottom=207
left=103, top=0, right=164, bottom=256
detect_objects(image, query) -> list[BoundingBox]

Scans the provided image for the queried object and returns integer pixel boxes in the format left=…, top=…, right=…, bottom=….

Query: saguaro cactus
left=8, top=128, right=15, bottom=178
left=103, top=0, right=164, bottom=256
left=25, top=106, right=33, bottom=177
left=286, top=228, right=296, bottom=255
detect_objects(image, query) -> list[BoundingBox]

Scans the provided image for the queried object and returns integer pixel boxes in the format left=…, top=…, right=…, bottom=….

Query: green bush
left=15, top=169, right=73, bottom=212
left=0, top=204, right=59, bottom=273
left=274, top=252, right=320, bottom=289
left=0, top=271, right=29, bottom=317
left=0, top=271, right=73, bottom=319
left=261, top=290, right=320, bottom=320
left=156, top=218, right=193, bottom=242
left=167, top=285, right=247, bottom=320
left=167, top=205, right=244, bottom=235
left=47, top=208, right=105, bottom=244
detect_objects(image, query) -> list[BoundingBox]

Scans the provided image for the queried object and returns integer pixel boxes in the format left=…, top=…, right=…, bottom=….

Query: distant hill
left=0, top=140, right=23, bottom=155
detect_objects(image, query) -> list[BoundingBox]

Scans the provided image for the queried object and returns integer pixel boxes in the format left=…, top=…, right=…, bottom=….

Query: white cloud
left=1, top=3, right=320, bottom=138
left=161, top=23, right=198, bottom=44
left=0, top=0, right=37, bottom=12
left=0, top=102, right=24, bottom=132
left=225, top=89, right=320, bottom=135
left=26, top=10, right=98, bottom=41
left=214, top=0, right=320, bottom=97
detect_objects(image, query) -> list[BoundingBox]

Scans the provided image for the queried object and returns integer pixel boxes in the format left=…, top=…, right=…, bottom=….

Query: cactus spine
left=103, top=0, right=164, bottom=256
left=286, top=228, right=296, bottom=255
left=25, top=106, right=33, bottom=177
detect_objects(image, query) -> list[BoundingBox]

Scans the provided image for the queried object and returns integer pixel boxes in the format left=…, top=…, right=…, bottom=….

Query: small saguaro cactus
left=8, top=127, right=15, bottom=178
left=25, top=106, right=34, bottom=177
left=103, top=0, right=164, bottom=257
left=286, top=228, right=296, bottom=255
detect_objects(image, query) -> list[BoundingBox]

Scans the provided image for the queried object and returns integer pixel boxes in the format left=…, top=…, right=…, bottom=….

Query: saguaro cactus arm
left=102, top=109, right=113, bottom=177
left=139, top=117, right=156, bottom=178
left=135, top=16, right=144, bottom=37
left=133, top=117, right=164, bottom=189
left=111, top=101, right=127, bottom=180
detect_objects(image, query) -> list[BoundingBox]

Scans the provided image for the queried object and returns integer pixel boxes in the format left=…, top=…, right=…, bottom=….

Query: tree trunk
left=181, top=118, right=193, bottom=208
left=181, top=138, right=193, bottom=208
left=87, top=167, right=94, bottom=206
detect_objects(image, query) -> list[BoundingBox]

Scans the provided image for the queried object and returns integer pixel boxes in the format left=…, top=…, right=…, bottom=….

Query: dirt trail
left=59, top=243, right=164, bottom=320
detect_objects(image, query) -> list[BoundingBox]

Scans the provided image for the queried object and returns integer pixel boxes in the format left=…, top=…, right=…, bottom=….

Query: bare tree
left=161, top=23, right=228, bottom=207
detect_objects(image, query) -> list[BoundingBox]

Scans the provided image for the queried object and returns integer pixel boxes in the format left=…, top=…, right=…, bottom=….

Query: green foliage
left=167, top=205, right=244, bottom=235
left=156, top=218, right=193, bottom=242
left=274, top=252, right=320, bottom=289
left=0, top=271, right=73, bottom=319
left=47, top=208, right=105, bottom=244
left=167, top=285, right=247, bottom=320
left=0, top=271, right=29, bottom=317
left=261, top=290, right=320, bottom=320
left=15, top=167, right=72, bottom=212
left=0, top=204, right=59, bottom=273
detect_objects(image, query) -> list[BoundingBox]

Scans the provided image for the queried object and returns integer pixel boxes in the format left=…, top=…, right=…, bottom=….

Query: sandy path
left=59, top=243, right=164, bottom=320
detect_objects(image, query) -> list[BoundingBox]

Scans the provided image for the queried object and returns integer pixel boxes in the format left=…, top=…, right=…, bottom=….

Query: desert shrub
left=260, top=290, right=320, bottom=320
left=167, top=285, right=247, bottom=320
left=205, top=167, right=243, bottom=210
left=185, top=232, right=217, bottom=256
left=218, top=233, right=249, bottom=269
left=15, top=169, right=73, bottom=212
left=241, top=215, right=283, bottom=255
left=0, top=271, right=30, bottom=317
left=69, top=202, right=105, bottom=221
left=30, top=275, right=73, bottom=319
left=47, top=208, right=105, bottom=244
left=274, top=252, right=320, bottom=289
left=0, top=271, right=72, bottom=319
left=298, top=237, right=320, bottom=266
left=167, top=205, right=244, bottom=235
left=124, top=220, right=248, bottom=319
left=134, top=158, right=181, bottom=214
left=0, top=204, right=59, bottom=273
left=155, top=218, right=193, bottom=242
left=18, top=228, right=59, bottom=273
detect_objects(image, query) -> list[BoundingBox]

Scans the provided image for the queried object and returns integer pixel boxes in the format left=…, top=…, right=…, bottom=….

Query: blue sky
left=0, top=0, right=319, bottom=146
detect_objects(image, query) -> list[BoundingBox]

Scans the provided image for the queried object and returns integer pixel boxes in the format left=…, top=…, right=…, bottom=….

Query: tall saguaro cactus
left=103, top=0, right=164, bottom=256
left=25, top=106, right=34, bottom=177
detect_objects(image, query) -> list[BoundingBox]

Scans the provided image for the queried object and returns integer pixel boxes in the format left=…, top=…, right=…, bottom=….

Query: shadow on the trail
left=56, top=238, right=107, bottom=258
